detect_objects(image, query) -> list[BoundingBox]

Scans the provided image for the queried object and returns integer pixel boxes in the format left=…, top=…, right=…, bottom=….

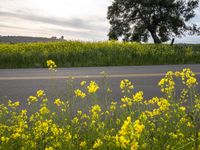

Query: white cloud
left=0, top=0, right=199, bottom=42
left=0, top=0, right=111, bottom=40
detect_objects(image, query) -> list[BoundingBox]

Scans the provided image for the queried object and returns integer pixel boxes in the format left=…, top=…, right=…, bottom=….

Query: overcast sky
left=0, top=0, right=200, bottom=43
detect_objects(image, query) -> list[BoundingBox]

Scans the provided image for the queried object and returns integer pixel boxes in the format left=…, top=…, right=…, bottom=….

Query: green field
left=0, top=41, right=200, bottom=68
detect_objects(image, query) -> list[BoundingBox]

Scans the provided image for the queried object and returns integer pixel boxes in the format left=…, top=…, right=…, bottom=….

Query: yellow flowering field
left=0, top=41, right=200, bottom=68
left=0, top=60, right=200, bottom=150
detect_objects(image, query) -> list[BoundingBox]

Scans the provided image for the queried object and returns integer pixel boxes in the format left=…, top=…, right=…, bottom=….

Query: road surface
left=0, top=65, right=200, bottom=105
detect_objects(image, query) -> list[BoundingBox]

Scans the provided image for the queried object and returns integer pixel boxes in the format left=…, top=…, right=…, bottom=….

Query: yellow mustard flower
left=1, top=136, right=9, bottom=143
left=65, top=132, right=72, bottom=142
left=157, top=98, right=170, bottom=111
left=47, top=60, right=57, bottom=71
left=74, top=89, right=86, bottom=99
left=45, top=147, right=54, bottom=150
left=39, top=106, right=50, bottom=115
left=93, top=138, right=103, bottom=149
left=54, top=98, right=64, bottom=106
left=11, top=133, right=21, bottom=139
left=51, top=124, right=63, bottom=136
left=91, top=105, right=102, bottom=113
left=115, top=135, right=130, bottom=148
left=186, top=76, right=197, bottom=88
left=120, top=79, right=134, bottom=93
left=8, top=100, right=20, bottom=107
left=80, top=81, right=86, bottom=86
left=36, top=90, right=45, bottom=97
left=80, top=141, right=87, bottom=147
left=27, top=96, right=38, bottom=105
left=119, top=116, right=132, bottom=136
left=110, top=101, right=117, bottom=111
left=133, top=120, right=145, bottom=137
left=87, top=81, right=99, bottom=94
left=21, top=109, right=27, bottom=115
left=133, top=91, right=143, bottom=102
left=169, top=132, right=178, bottom=139
left=121, top=96, right=133, bottom=107
left=131, top=140, right=139, bottom=150
left=72, top=117, right=79, bottom=124
left=77, top=110, right=82, bottom=115
left=179, top=106, right=186, bottom=112
left=187, top=122, right=193, bottom=128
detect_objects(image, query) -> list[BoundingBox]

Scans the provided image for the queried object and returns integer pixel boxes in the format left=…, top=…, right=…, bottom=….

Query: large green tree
left=107, top=0, right=200, bottom=43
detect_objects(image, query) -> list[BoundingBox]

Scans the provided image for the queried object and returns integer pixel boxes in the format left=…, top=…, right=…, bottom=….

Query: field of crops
left=0, top=41, right=200, bottom=68
left=0, top=61, right=199, bottom=150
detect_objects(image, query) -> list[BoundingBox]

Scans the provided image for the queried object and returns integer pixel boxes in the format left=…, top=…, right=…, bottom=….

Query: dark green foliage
left=107, top=0, right=200, bottom=43
left=0, top=41, right=200, bottom=68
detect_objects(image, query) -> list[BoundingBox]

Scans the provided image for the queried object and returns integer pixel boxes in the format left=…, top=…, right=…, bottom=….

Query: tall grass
left=0, top=41, right=200, bottom=68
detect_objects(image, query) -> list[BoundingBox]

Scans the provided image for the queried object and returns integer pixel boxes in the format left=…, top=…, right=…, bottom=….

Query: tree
left=107, top=0, right=200, bottom=43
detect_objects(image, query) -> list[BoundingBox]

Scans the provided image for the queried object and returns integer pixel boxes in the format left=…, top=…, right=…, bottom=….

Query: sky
left=0, top=0, right=200, bottom=43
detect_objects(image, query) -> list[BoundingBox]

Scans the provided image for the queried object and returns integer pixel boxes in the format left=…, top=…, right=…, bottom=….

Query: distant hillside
left=0, top=35, right=65, bottom=43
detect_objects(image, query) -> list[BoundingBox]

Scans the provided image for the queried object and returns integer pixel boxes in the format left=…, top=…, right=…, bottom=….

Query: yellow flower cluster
left=54, top=98, right=64, bottom=107
left=45, top=147, right=54, bottom=150
left=74, top=89, right=86, bottom=99
left=121, top=96, right=133, bottom=107
left=90, top=104, right=102, bottom=121
left=158, top=71, right=175, bottom=97
left=120, top=91, right=144, bottom=108
left=93, top=138, right=103, bottom=149
left=80, top=81, right=86, bottom=86
left=0, top=67, right=199, bottom=150
left=91, top=105, right=102, bottom=113
left=36, top=90, right=45, bottom=97
left=144, top=97, right=171, bottom=117
left=133, top=91, right=143, bottom=102
left=80, top=141, right=87, bottom=147
left=109, top=101, right=117, bottom=112
left=27, top=96, right=38, bottom=105
left=39, top=106, right=50, bottom=115
left=46, top=60, right=57, bottom=71
left=87, top=81, right=99, bottom=94
left=8, top=100, right=20, bottom=107
left=159, top=69, right=198, bottom=98
left=120, top=79, right=134, bottom=93
left=116, top=116, right=144, bottom=149
left=133, top=120, right=145, bottom=138
left=1, top=136, right=9, bottom=143
left=175, top=68, right=198, bottom=88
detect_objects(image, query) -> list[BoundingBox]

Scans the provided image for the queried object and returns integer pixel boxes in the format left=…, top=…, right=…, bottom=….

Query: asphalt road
left=0, top=64, right=200, bottom=104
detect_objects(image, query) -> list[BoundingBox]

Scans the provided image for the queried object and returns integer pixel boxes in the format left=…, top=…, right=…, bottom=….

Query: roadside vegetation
left=0, top=41, right=200, bottom=68
left=0, top=60, right=199, bottom=150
